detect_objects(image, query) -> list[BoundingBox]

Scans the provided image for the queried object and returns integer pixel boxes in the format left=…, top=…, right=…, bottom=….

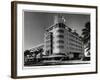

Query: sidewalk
left=61, top=60, right=90, bottom=64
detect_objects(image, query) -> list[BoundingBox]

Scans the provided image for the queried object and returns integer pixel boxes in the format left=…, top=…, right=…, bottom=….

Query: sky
left=24, top=11, right=90, bottom=50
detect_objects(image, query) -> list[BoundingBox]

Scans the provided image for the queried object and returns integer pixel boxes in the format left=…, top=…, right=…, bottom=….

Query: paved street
left=61, top=60, right=90, bottom=64
left=25, top=60, right=90, bottom=66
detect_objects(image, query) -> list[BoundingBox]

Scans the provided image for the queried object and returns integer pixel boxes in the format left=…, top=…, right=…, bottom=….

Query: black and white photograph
left=24, top=12, right=91, bottom=66
left=11, top=1, right=97, bottom=78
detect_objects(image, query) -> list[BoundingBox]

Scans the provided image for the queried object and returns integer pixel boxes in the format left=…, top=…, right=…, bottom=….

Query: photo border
left=11, top=1, right=98, bottom=79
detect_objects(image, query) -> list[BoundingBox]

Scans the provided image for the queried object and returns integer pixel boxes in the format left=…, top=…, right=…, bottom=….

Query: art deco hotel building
left=44, top=15, right=84, bottom=59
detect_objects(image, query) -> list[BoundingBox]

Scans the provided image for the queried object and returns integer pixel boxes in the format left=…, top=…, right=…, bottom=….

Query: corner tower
left=44, top=14, right=66, bottom=55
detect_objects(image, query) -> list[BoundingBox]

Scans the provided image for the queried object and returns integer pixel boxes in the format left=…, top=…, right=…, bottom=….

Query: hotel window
left=56, top=40, right=64, bottom=44
left=58, top=23, right=66, bottom=28
left=57, top=45, right=64, bottom=49
left=57, top=29, right=64, bottom=33
left=57, top=35, right=64, bottom=38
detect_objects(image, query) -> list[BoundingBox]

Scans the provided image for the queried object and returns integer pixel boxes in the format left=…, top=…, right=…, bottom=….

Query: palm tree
left=82, top=22, right=90, bottom=54
left=24, top=50, right=30, bottom=56
left=33, top=48, right=44, bottom=62
left=37, top=48, right=44, bottom=61
left=24, top=50, right=31, bottom=64
left=33, top=50, right=39, bottom=62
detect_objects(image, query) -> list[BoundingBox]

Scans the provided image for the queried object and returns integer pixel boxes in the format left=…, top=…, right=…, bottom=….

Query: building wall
left=44, top=22, right=84, bottom=58
left=65, top=29, right=84, bottom=52
left=52, top=25, right=65, bottom=54
left=64, top=29, right=84, bottom=58
left=44, top=32, right=53, bottom=55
